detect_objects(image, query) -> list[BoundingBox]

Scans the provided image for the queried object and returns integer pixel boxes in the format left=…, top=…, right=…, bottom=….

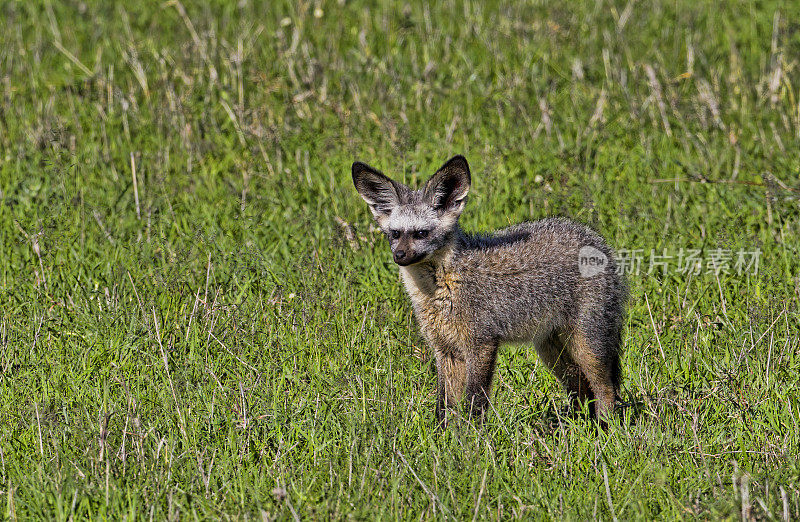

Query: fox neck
left=398, top=227, right=464, bottom=302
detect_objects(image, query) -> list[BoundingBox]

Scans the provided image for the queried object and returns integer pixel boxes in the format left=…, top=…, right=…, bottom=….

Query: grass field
left=2, top=0, right=800, bottom=519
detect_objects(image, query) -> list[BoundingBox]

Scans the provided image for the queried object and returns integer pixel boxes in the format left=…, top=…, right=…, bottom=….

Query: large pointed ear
left=352, top=161, right=405, bottom=217
left=424, top=155, right=471, bottom=214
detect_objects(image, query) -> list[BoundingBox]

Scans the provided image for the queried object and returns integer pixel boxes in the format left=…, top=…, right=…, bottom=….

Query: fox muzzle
left=393, top=249, right=425, bottom=266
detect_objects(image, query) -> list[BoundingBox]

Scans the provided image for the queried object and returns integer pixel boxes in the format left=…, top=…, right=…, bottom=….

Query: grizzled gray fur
left=352, top=155, right=626, bottom=427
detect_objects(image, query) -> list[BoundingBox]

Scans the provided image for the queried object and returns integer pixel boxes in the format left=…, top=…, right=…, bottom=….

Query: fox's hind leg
left=537, top=332, right=595, bottom=415
left=566, top=329, right=619, bottom=421
left=435, top=351, right=466, bottom=428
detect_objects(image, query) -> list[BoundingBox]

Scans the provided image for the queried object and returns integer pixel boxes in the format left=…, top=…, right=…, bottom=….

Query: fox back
left=352, top=155, right=626, bottom=427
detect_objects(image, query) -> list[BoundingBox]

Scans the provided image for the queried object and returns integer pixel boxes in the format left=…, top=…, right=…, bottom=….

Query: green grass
left=2, top=0, right=800, bottom=519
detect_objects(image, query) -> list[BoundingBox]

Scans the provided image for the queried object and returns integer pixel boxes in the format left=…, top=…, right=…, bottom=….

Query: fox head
left=352, top=155, right=471, bottom=266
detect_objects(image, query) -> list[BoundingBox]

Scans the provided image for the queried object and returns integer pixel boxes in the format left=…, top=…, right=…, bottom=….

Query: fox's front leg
left=435, top=350, right=466, bottom=428
left=464, top=342, right=499, bottom=422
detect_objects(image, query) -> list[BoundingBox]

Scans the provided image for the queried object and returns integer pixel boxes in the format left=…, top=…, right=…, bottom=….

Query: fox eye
left=390, top=230, right=401, bottom=239
left=413, top=230, right=429, bottom=239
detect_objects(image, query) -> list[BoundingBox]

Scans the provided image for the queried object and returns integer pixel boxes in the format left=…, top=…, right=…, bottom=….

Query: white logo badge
left=578, top=246, right=608, bottom=278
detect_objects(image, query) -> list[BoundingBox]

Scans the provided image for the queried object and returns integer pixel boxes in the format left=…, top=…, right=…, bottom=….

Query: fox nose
left=394, top=250, right=407, bottom=263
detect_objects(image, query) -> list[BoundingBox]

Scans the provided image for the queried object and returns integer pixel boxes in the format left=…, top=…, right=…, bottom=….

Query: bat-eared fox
left=352, top=155, right=626, bottom=427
